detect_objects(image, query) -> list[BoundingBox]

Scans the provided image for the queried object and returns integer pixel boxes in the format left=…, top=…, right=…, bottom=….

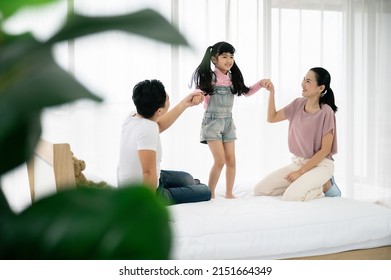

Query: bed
left=26, top=140, right=391, bottom=259
left=168, top=185, right=391, bottom=260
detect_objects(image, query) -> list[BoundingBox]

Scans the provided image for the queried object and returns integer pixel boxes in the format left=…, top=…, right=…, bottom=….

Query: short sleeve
left=283, top=98, right=303, bottom=120
left=136, top=122, right=159, bottom=151
left=322, top=106, right=336, bottom=136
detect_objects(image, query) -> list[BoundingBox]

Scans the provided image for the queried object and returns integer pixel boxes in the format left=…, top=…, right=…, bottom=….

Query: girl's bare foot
left=225, top=193, right=236, bottom=199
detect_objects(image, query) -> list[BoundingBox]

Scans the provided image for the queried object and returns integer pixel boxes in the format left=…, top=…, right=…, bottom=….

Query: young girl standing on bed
left=191, top=41, right=271, bottom=199
left=254, top=67, right=341, bottom=201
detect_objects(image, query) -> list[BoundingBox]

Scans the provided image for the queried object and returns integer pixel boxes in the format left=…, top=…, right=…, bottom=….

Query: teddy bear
left=72, top=154, right=109, bottom=189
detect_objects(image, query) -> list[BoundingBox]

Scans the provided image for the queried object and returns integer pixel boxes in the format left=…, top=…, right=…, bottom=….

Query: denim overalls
left=200, top=84, right=236, bottom=144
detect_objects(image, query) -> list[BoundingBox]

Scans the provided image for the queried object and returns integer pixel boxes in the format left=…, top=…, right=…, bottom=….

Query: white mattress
left=168, top=192, right=391, bottom=259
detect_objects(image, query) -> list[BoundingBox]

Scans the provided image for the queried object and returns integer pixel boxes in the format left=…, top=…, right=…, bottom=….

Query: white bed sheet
left=168, top=191, right=391, bottom=259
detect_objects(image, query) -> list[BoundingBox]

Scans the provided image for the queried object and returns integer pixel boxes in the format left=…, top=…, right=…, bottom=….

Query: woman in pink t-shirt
left=254, top=67, right=341, bottom=201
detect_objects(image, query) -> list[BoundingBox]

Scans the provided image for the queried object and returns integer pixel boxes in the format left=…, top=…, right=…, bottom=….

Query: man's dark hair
left=132, top=79, right=166, bottom=118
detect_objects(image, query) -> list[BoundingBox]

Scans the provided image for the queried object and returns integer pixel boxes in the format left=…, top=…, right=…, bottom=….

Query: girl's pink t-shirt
left=194, top=68, right=263, bottom=109
left=283, top=97, right=337, bottom=160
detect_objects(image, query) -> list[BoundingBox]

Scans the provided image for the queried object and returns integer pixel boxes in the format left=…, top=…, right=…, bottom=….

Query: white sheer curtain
left=345, top=0, right=391, bottom=202
left=2, top=0, right=390, bottom=212
left=268, top=0, right=391, bottom=203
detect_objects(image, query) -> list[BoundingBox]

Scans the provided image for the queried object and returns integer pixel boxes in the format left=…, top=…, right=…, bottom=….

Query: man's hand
left=191, top=93, right=204, bottom=105
left=184, top=91, right=204, bottom=107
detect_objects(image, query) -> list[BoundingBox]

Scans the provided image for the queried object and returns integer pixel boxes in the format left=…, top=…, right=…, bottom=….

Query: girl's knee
left=224, top=154, right=236, bottom=166
left=225, top=159, right=236, bottom=169
left=213, top=158, right=226, bottom=169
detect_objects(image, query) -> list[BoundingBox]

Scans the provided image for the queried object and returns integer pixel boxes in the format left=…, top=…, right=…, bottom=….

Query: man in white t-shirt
left=117, top=79, right=211, bottom=204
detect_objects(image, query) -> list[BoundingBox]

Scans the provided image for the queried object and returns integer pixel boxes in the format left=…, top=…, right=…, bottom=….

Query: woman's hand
left=284, top=170, right=302, bottom=183
left=261, top=79, right=274, bottom=92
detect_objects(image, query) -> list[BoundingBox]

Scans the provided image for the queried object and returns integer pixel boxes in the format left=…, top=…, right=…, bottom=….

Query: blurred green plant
left=0, top=0, right=188, bottom=259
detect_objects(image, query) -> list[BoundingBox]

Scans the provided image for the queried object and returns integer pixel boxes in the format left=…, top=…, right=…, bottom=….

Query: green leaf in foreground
left=1, top=186, right=172, bottom=260
left=0, top=0, right=56, bottom=19
left=48, top=9, right=188, bottom=46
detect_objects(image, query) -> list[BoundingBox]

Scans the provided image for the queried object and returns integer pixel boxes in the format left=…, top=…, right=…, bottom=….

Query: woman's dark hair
left=191, top=41, right=250, bottom=96
left=310, top=67, right=338, bottom=113
left=132, top=79, right=166, bottom=118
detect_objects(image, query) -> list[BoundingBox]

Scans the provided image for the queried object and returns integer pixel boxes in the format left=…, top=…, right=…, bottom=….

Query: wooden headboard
left=27, top=139, right=76, bottom=202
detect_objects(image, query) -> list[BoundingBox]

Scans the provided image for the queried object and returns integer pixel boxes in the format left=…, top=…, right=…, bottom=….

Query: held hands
left=260, top=79, right=274, bottom=92
left=184, top=91, right=204, bottom=107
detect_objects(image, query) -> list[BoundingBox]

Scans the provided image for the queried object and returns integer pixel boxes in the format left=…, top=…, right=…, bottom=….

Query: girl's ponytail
left=192, top=41, right=250, bottom=95
left=191, top=46, right=214, bottom=94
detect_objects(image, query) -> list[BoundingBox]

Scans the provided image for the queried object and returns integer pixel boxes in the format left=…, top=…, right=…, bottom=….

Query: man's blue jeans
left=157, top=170, right=211, bottom=205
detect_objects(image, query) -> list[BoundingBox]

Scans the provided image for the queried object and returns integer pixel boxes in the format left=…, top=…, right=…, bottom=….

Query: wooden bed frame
left=288, top=246, right=391, bottom=260
left=27, top=138, right=76, bottom=202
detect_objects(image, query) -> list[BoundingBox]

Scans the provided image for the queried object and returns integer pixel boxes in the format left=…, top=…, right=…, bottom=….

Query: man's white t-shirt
left=117, top=113, right=162, bottom=188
